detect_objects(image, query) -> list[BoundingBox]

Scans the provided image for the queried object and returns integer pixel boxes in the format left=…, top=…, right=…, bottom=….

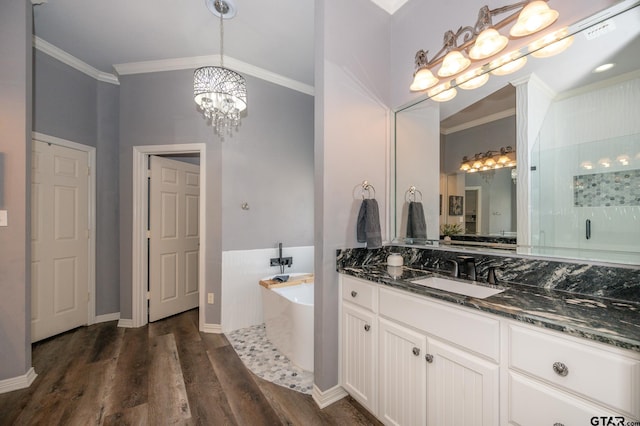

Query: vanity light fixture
left=428, top=82, right=457, bottom=102
left=194, top=0, right=247, bottom=136
left=410, top=0, right=560, bottom=100
left=617, top=155, right=629, bottom=166
left=490, top=51, right=528, bottom=75
left=460, top=146, right=516, bottom=173
left=456, top=68, right=490, bottom=90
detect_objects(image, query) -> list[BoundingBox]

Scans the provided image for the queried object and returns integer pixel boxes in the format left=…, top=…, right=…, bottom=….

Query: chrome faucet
left=446, top=259, right=459, bottom=278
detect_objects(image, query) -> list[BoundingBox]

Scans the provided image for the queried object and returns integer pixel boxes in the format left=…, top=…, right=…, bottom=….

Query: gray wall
left=0, top=0, right=32, bottom=381
left=33, top=50, right=121, bottom=316
left=315, top=0, right=391, bottom=391
left=442, top=115, right=516, bottom=174
left=118, top=69, right=313, bottom=323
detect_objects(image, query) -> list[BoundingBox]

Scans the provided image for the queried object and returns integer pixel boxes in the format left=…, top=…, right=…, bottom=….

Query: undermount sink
left=410, top=276, right=505, bottom=299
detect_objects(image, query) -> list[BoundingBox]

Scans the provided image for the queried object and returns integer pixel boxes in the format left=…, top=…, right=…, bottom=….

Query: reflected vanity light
left=530, top=28, right=574, bottom=58
left=490, top=51, right=528, bottom=75
left=460, top=146, right=516, bottom=172
left=428, top=82, right=457, bottom=102
left=456, top=69, right=490, bottom=90
left=580, top=161, right=594, bottom=170
left=598, top=157, right=611, bottom=168
left=617, top=155, right=630, bottom=166
left=410, top=0, right=559, bottom=97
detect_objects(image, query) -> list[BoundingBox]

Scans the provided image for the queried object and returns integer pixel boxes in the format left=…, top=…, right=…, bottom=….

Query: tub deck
left=259, top=273, right=314, bottom=289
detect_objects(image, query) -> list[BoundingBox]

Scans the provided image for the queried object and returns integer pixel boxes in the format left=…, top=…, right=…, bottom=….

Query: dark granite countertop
left=338, top=264, right=640, bottom=353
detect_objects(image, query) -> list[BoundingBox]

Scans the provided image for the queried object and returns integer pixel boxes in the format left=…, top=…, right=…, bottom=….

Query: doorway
left=131, top=144, right=206, bottom=329
left=465, top=186, right=482, bottom=234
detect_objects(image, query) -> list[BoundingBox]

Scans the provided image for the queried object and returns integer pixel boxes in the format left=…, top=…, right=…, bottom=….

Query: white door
left=342, top=303, right=377, bottom=413
left=31, top=140, right=89, bottom=342
left=427, top=338, right=499, bottom=426
left=149, top=155, right=200, bottom=322
left=378, top=317, right=427, bottom=426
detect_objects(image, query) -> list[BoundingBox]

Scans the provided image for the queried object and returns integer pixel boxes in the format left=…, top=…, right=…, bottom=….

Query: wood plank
left=103, top=326, right=149, bottom=416
left=207, top=345, right=282, bottom=426
left=88, top=320, right=123, bottom=363
left=259, top=273, right=314, bottom=289
left=148, top=334, right=191, bottom=425
left=11, top=325, right=100, bottom=425
left=178, top=339, right=237, bottom=426
left=149, top=308, right=200, bottom=345
left=103, top=403, right=149, bottom=426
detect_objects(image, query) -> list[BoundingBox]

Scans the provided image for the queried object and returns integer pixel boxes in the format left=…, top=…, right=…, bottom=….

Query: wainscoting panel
left=221, top=246, right=314, bottom=333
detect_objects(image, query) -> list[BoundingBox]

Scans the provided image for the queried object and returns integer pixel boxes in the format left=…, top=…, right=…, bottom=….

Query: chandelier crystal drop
left=194, top=0, right=247, bottom=136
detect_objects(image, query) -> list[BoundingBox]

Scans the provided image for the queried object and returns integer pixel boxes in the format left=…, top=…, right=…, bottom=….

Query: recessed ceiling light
left=594, top=63, right=615, bottom=73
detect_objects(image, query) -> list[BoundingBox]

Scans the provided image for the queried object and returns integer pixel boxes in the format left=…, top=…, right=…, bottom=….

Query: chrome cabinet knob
left=553, top=423, right=564, bottom=426
left=364, top=324, right=370, bottom=332
left=351, top=290, right=358, bottom=298
left=553, top=362, right=569, bottom=377
left=412, top=347, right=420, bottom=356
left=425, top=354, right=434, bottom=363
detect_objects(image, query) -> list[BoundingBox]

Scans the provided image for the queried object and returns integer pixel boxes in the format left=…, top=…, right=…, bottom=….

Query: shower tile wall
left=574, top=169, right=640, bottom=207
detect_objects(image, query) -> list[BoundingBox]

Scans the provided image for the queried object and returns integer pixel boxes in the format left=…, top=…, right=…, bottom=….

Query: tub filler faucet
left=270, top=242, right=293, bottom=274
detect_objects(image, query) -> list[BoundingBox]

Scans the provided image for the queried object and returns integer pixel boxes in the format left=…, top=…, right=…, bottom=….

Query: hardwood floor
left=0, top=309, right=381, bottom=426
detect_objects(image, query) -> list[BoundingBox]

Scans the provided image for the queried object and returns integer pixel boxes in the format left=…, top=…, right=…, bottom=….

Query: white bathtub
left=261, top=274, right=314, bottom=372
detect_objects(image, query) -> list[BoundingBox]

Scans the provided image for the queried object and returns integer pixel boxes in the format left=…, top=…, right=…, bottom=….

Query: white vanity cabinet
left=339, top=273, right=640, bottom=425
left=340, top=275, right=499, bottom=426
left=507, top=323, right=640, bottom=424
left=341, top=276, right=378, bottom=413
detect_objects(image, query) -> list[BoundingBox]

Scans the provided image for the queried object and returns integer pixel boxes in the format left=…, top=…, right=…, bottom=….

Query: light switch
left=0, top=210, right=7, bottom=227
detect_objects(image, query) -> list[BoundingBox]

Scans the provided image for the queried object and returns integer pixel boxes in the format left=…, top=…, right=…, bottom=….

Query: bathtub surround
left=221, top=246, right=313, bottom=333
left=337, top=246, right=640, bottom=304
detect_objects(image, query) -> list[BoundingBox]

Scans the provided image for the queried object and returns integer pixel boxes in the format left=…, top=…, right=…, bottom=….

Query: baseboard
left=95, top=312, right=120, bottom=323
left=312, top=383, right=348, bottom=409
left=201, top=323, right=222, bottom=334
left=0, top=367, right=37, bottom=394
left=117, top=318, right=134, bottom=328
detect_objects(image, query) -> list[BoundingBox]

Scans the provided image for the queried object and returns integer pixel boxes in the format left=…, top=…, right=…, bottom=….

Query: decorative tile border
left=574, top=169, right=640, bottom=207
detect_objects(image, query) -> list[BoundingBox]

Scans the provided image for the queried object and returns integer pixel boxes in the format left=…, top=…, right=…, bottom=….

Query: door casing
left=130, top=144, right=206, bottom=329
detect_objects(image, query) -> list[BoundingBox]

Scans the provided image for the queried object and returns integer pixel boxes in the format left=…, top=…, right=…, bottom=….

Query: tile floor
left=226, top=324, right=314, bottom=395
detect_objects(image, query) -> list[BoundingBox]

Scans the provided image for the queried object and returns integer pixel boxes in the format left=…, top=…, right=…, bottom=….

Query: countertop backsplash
left=336, top=246, right=640, bottom=304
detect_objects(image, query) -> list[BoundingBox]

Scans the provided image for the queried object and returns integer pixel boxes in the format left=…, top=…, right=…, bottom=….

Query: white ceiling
left=33, top=0, right=317, bottom=87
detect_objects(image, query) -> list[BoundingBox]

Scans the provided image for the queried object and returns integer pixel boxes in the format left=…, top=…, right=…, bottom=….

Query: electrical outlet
left=207, top=293, right=214, bottom=304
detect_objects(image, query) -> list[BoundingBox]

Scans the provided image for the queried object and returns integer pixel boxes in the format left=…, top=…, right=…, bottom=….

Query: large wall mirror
left=394, top=1, right=640, bottom=264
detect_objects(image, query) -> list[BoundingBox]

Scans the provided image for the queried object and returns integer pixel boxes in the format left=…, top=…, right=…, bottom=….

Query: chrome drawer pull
left=425, top=354, right=434, bottom=363
left=412, top=347, right=420, bottom=356
left=553, top=423, right=564, bottom=426
left=364, top=324, right=370, bottom=332
left=351, top=291, right=358, bottom=298
left=553, top=362, right=569, bottom=377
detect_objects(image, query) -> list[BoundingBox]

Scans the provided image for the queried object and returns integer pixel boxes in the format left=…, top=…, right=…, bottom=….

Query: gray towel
left=407, top=201, right=427, bottom=239
left=357, top=199, right=382, bottom=249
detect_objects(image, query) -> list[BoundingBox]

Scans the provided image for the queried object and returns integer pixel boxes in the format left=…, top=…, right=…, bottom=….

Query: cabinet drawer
left=379, top=288, right=500, bottom=362
left=508, top=372, right=631, bottom=425
left=341, top=275, right=378, bottom=312
left=509, top=324, right=640, bottom=418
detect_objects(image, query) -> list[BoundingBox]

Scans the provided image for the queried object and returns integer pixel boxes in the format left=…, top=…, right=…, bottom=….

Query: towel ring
left=361, top=180, right=376, bottom=199
left=405, top=185, right=423, bottom=202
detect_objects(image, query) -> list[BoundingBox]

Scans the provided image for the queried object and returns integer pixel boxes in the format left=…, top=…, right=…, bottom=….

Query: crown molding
left=114, top=55, right=314, bottom=96
left=441, top=108, right=516, bottom=135
left=33, top=36, right=120, bottom=85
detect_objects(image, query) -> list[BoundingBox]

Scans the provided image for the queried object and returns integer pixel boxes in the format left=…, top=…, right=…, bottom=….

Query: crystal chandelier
left=194, top=0, right=247, bottom=135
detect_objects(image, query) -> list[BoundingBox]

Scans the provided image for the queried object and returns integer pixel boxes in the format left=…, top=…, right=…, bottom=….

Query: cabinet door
left=379, top=317, right=427, bottom=426
left=342, top=303, right=377, bottom=412
left=427, top=339, right=499, bottom=426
